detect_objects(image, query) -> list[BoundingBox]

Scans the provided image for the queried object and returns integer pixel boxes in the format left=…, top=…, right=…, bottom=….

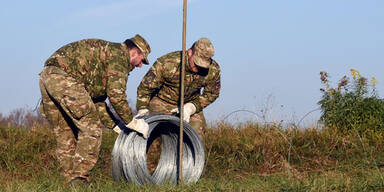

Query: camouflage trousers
left=148, top=97, right=206, bottom=139
left=39, top=66, right=103, bottom=182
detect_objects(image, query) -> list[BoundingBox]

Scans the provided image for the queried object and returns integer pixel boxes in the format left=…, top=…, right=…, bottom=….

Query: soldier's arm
left=94, top=102, right=118, bottom=129
left=106, top=61, right=133, bottom=124
left=191, top=65, right=221, bottom=113
left=136, top=60, right=164, bottom=110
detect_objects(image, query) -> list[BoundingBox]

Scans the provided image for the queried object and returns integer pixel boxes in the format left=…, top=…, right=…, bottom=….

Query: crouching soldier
left=135, top=37, right=221, bottom=139
left=39, top=35, right=151, bottom=184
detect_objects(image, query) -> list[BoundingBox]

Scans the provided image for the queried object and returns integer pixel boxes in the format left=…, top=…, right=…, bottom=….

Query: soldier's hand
left=135, top=109, right=149, bottom=118
left=127, top=118, right=149, bottom=139
left=112, top=121, right=126, bottom=134
left=113, top=126, right=121, bottom=134
left=170, top=103, right=196, bottom=123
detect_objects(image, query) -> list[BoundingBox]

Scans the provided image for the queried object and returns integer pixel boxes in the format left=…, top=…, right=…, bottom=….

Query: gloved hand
left=170, top=103, right=196, bottom=123
left=112, top=121, right=126, bottom=134
left=135, top=109, right=149, bottom=118
left=113, top=126, right=121, bottom=134
left=127, top=117, right=149, bottom=139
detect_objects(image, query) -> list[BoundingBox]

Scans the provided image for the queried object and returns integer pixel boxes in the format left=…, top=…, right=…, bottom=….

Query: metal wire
left=111, top=114, right=205, bottom=185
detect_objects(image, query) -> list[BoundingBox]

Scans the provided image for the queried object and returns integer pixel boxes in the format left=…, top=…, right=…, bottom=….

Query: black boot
left=70, top=177, right=89, bottom=185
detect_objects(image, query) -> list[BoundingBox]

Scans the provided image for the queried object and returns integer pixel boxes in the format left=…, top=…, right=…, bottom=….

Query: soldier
left=135, top=37, right=221, bottom=139
left=39, top=34, right=151, bottom=184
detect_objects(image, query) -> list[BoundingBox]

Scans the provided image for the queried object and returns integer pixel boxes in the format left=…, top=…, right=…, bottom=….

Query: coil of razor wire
left=111, top=114, right=205, bottom=185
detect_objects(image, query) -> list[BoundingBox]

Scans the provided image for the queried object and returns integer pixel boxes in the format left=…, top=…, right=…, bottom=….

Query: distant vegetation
left=0, top=106, right=383, bottom=191
left=318, top=69, right=384, bottom=134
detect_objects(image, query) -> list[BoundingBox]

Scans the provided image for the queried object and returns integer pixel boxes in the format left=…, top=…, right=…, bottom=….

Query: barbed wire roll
left=111, top=114, right=205, bottom=185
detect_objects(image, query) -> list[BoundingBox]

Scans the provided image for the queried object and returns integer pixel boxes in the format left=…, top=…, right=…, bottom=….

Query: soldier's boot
left=69, top=177, right=89, bottom=185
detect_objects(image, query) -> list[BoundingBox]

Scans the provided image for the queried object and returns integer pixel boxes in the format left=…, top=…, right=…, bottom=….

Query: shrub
left=318, top=69, right=384, bottom=133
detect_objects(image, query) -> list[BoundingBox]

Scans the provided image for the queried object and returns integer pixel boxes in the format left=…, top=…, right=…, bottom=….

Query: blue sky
left=0, top=0, right=383, bottom=126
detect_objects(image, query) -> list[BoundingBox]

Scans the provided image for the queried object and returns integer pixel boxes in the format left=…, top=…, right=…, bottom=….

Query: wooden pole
left=178, top=0, right=187, bottom=185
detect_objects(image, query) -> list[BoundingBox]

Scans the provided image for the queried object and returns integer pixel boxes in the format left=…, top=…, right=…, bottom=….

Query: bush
left=318, top=69, right=384, bottom=133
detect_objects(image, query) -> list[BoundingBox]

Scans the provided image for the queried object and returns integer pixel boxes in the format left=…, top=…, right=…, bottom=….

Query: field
left=0, top=109, right=384, bottom=191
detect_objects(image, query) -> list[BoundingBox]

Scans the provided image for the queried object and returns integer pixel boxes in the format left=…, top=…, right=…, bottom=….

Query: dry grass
left=0, top=108, right=383, bottom=191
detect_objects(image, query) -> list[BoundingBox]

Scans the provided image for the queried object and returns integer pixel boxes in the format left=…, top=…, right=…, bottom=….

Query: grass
left=0, top=110, right=384, bottom=191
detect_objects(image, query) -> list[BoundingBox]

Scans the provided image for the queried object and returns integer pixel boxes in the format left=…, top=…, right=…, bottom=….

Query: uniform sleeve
left=106, top=61, right=133, bottom=124
left=191, top=67, right=221, bottom=113
left=136, top=60, right=164, bottom=110
left=94, top=102, right=117, bottom=129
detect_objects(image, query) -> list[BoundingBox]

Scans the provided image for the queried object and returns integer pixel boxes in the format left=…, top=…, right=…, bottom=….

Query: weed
left=318, top=69, right=384, bottom=134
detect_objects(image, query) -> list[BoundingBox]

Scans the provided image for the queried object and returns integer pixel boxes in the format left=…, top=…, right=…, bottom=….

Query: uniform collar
left=185, top=52, right=195, bottom=74
left=185, top=52, right=209, bottom=76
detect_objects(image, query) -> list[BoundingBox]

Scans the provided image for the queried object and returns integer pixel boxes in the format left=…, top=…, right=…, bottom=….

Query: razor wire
left=111, top=114, right=205, bottom=185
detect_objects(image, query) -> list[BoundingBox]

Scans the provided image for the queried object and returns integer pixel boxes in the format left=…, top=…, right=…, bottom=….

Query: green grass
left=1, top=121, right=384, bottom=191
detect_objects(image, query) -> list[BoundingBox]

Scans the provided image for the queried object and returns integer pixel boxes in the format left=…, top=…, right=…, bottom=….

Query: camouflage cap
left=193, top=37, right=214, bottom=68
left=129, top=34, right=151, bottom=64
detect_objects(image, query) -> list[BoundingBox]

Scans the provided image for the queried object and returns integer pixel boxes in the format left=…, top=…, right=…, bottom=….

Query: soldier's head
left=187, top=37, right=214, bottom=73
left=124, top=34, right=151, bottom=68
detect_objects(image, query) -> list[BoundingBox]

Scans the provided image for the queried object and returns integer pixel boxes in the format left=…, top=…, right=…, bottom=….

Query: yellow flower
left=329, top=88, right=335, bottom=96
left=350, top=69, right=361, bottom=80
left=371, top=77, right=378, bottom=86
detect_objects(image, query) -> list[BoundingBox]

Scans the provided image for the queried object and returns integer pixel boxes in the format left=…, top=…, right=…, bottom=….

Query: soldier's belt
left=156, top=96, right=178, bottom=105
left=156, top=95, right=197, bottom=105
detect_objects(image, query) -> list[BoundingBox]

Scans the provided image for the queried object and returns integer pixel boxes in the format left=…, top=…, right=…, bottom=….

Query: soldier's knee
left=77, top=115, right=103, bottom=135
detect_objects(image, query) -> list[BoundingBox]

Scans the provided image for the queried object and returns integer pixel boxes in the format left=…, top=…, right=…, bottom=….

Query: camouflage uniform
left=39, top=37, right=149, bottom=182
left=137, top=49, right=221, bottom=139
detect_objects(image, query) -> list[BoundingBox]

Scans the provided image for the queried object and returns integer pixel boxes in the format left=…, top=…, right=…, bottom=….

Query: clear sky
left=0, top=0, right=383, bottom=126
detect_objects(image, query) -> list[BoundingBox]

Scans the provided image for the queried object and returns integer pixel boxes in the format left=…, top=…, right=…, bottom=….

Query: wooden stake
left=178, top=0, right=188, bottom=185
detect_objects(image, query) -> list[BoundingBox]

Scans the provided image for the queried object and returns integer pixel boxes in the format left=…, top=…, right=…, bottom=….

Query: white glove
left=127, top=118, right=149, bottom=139
left=135, top=109, right=149, bottom=118
left=113, top=126, right=121, bottom=134
left=112, top=121, right=126, bottom=134
left=170, top=103, right=196, bottom=123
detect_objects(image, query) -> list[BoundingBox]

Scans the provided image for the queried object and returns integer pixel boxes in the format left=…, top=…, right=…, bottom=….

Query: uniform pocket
left=62, top=94, right=93, bottom=119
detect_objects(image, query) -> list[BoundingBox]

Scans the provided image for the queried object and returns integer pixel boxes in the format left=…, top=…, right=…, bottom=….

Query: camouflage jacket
left=45, top=39, right=134, bottom=128
left=136, top=51, right=221, bottom=113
